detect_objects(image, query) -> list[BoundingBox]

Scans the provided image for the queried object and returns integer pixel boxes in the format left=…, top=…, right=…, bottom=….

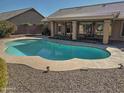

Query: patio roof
left=48, top=1, right=124, bottom=20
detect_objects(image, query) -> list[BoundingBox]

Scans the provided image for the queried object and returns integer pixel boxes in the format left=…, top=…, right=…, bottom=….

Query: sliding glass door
left=66, top=22, right=72, bottom=35
left=79, top=22, right=94, bottom=36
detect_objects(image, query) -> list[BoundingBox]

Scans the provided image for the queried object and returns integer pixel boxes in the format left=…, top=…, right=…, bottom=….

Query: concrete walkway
left=6, top=63, right=124, bottom=93
left=0, top=37, right=124, bottom=71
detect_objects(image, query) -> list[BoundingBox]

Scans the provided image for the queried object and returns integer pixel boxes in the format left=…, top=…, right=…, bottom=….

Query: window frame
left=78, top=22, right=93, bottom=35
left=66, top=22, right=72, bottom=34
left=56, top=23, right=63, bottom=35
left=95, top=22, right=104, bottom=36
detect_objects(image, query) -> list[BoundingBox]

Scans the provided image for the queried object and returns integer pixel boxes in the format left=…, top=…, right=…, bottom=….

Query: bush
left=0, top=21, right=17, bottom=37
left=41, top=23, right=51, bottom=36
left=36, top=23, right=50, bottom=35
left=42, top=27, right=51, bottom=36
left=0, top=58, right=8, bottom=92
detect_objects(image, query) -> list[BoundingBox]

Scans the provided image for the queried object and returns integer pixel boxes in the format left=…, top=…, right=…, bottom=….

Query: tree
left=0, top=21, right=17, bottom=37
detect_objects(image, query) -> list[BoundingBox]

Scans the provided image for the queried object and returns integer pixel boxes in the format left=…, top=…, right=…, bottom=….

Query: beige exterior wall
left=110, top=20, right=124, bottom=41
left=8, top=10, right=44, bottom=25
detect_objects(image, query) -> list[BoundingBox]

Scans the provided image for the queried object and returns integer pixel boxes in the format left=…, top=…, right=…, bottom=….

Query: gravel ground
left=6, top=63, right=124, bottom=93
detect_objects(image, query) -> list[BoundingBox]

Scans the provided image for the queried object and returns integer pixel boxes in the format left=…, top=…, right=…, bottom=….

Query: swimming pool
left=5, top=39, right=110, bottom=60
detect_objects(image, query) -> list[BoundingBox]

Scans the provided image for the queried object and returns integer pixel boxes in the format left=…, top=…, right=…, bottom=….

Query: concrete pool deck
left=0, top=37, right=124, bottom=71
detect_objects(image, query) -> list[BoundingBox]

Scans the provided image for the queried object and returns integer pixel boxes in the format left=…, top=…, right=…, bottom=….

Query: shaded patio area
left=7, top=63, right=124, bottom=93
left=50, top=20, right=113, bottom=45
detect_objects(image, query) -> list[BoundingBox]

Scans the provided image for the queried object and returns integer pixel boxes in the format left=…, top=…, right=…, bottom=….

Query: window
left=79, top=22, right=93, bottom=35
left=79, top=22, right=84, bottom=34
left=95, top=22, right=104, bottom=35
left=57, top=24, right=62, bottom=32
left=66, top=23, right=71, bottom=34
left=56, top=23, right=63, bottom=35
left=84, top=23, right=93, bottom=35
left=121, top=23, right=124, bottom=36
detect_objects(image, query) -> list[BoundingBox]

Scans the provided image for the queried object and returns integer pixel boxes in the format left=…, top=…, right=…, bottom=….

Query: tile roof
left=0, top=8, right=43, bottom=21
left=48, top=1, right=124, bottom=20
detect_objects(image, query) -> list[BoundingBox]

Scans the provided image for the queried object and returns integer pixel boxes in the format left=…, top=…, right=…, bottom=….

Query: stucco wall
left=8, top=10, right=44, bottom=25
left=110, top=20, right=124, bottom=41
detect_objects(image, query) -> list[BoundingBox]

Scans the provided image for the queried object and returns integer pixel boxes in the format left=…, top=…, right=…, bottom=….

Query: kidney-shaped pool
left=5, top=39, right=111, bottom=60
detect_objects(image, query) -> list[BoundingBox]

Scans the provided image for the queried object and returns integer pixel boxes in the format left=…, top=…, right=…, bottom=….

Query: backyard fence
left=14, top=25, right=42, bottom=34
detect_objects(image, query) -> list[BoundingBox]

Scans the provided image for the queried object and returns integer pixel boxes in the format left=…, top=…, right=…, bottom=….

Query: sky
left=0, top=0, right=123, bottom=16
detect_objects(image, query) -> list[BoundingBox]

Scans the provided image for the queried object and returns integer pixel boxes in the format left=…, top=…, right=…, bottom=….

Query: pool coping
left=0, top=37, right=124, bottom=71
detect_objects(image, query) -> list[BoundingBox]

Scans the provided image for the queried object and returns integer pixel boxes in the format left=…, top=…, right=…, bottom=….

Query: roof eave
left=48, top=15, right=114, bottom=21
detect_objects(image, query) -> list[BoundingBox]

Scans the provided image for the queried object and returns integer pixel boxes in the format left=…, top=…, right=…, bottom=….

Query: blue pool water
left=5, top=39, right=110, bottom=60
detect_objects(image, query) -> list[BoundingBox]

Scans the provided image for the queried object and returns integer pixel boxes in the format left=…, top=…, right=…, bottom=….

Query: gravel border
left=6, top=63, right=124, bottom=93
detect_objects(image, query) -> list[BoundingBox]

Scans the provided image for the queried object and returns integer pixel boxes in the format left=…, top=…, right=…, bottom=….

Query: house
left=0, top=8, right=44, bottom=34
left=0, top=8, right=44, bottom=25
left=48, top=1, right=124, bottom=44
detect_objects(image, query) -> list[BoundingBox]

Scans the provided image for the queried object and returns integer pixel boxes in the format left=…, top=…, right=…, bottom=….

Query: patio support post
left=50, top=21, right=54, bottom=37
left=103, top=20, right=111, bottom=44
left=72, top=21, right=77, bottom=40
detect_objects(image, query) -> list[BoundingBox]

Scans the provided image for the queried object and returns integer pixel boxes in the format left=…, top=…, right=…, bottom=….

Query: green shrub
left=37, top=22, right=50, bottom=36
left=41, top=23, right=50, bottom=36
left=0, top=21, right=17, bottom=37
left=0, top=58, right=8, bottom=92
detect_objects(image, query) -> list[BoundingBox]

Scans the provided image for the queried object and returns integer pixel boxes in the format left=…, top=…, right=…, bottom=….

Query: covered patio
left=50, top=20, right=112, bottom=44
left=50, top=20, right=111, bottom=44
